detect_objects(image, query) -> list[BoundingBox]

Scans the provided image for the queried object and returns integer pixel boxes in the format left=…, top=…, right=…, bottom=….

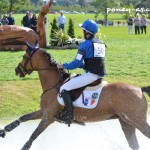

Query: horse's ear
left=26, top=41, right=33, bottom=55
left=35, top=39, right=39, bottom=47
left=26, top=41, right=31, bottom=49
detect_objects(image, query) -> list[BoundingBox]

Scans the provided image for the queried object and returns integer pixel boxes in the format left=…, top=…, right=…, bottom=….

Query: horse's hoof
left=21, top=141, right=32, bottom=150
left=5, top=120, right=20, bottom=132
left=0, top=130, right=6, bottom=138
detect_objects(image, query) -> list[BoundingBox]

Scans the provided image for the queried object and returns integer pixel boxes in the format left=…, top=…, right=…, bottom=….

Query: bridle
left=16, top=48, right=66, bottom=95
left=17, top=48, right=58, bottom=75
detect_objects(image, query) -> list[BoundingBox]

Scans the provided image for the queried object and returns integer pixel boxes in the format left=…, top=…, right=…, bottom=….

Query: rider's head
left=80, top=19, right=98, bottom=39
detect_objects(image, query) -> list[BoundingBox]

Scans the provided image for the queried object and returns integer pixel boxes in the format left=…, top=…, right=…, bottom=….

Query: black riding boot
left=56, top=90, right=73, bottom=126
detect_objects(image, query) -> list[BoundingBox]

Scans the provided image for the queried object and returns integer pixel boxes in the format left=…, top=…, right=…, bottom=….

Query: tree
left=50, top=18, right=59, bottom=38
left=120, top=0, right=141, bottom=6
left=92, top=0, right=120, bottom=26
left=78, top=0, right=86, bottom=8
left=67, top=18, right=75, bottom=38
left=122, top=4, right=134, bottom=20
left=50, top=18, right=59, bottom=46
left=7, top=0, right=30, bottom=13
left=0, top=0, right=7, bottom=13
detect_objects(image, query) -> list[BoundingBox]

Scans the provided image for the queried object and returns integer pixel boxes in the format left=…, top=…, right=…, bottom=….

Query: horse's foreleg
left=119, top=118, right=139, bottom=150
left=0, top=110, right=42, bottom=138
left=21, top=109, right=55, bottom=150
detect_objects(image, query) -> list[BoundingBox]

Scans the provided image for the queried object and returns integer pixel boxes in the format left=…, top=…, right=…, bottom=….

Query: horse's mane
left=39, top=48, right=70, bottom=80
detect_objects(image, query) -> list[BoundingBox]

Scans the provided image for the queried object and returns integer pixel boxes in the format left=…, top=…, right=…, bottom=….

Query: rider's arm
left=63, top=50, right=85, bottom=70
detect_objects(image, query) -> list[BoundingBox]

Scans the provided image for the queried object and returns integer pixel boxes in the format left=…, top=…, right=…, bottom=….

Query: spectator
left=1, top=14, right=9, bottom=25
left=29, top=11, right=33, bottom=20
left=7, top=12, right=15, bottom=25
left=140, top=14, right=147, bottom=34
left=0, top=13, right=2, bottom=26
left=22, top=11, right=31, bottom=28
left=117, top=21, right=120, bottom=26
left=57, top=11, right=66, bottom=31
left=30, top=13, right=37, bottom=32
left=134, top=14, right=140, bottom=34
left=127, top=14, right=133, bottom=34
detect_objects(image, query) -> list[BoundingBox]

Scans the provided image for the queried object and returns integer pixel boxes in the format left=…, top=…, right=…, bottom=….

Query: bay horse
left=0, top=42, right=150, bottom=150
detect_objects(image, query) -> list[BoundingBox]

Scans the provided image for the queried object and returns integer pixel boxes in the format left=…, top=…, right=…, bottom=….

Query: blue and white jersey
left=63, top=37, right=106, bottom=76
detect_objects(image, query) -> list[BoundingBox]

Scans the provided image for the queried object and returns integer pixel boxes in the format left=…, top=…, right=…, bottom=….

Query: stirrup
left=56, top=109, right=73, bottom=127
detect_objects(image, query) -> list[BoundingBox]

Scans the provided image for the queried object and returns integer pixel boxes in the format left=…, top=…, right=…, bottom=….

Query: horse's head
left=15, top=40, right=70, bottom=81
left=15, top=40, right=41, bottom=77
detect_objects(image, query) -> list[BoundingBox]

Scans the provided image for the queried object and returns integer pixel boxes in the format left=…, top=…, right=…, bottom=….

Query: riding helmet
left=80, top=19, right=98, bottom=34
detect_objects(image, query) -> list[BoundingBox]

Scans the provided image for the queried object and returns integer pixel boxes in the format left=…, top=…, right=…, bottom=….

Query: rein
left=17, top=48, right=65, bottom=97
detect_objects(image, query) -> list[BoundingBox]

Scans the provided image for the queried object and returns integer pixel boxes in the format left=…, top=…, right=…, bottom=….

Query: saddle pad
left=57, top=81, right=108, bottom=109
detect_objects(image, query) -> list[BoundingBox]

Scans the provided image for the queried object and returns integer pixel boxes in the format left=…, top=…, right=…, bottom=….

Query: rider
left=57, top=19, right=106, bottom=126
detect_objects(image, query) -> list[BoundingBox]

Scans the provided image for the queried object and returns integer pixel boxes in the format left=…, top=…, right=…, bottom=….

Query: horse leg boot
left=57, top=90, right=73, bottom=127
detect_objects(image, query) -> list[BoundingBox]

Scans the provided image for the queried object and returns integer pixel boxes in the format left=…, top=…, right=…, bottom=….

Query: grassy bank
left=0, top=14, right=150, bottom=118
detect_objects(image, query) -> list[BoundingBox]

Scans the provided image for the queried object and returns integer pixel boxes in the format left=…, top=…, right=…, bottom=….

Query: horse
left=0, top=42, right=150, bottom=150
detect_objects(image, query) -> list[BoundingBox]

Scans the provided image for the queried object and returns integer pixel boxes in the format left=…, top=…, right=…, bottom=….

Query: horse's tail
left=141, top=86, right=150, bottom=97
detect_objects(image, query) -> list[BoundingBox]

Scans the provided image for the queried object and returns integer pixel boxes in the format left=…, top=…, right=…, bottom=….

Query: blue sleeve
left=63, top=48, right=85, bottom=70
left=63, top=59, right=84, bottom=70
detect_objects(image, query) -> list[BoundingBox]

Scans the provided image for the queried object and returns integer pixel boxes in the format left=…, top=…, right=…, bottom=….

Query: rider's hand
left=57, top=64, right=63, bottom=69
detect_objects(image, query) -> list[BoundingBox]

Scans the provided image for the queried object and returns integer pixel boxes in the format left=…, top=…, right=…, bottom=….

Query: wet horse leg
left=120, top=115, right=150, bottom=149
left=118, top=95, right=150, bottom=149
left=137, top=123, right=150, bottom=139
left=119, top=118, right=139, bottom=150
left=21, top=109, right=55, bottom=150
left=0, top=110, right=42, bottom=138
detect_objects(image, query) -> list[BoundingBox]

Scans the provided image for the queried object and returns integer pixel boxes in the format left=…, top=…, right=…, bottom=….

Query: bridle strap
left=18, top=48, right=66, bottom=96
left=41, top=68, right=65, bottom=97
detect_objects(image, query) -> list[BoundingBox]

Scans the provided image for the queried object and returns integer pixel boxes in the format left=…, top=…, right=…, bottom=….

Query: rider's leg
left=57, top=72, right=101, bottom=125
left=60, top=72, right=101, bottom=91
left=60, top=89, right=73, bottom=126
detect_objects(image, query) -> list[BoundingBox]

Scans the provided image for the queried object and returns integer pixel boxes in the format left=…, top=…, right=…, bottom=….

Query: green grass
left=0, top=14, right=150, bottom=118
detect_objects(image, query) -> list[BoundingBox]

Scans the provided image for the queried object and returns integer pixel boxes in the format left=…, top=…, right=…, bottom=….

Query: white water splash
left=0, top=118, right=150, bottom=150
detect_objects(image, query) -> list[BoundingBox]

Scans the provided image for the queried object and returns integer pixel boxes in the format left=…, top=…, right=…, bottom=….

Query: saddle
left=68, top=77, right=102, bottom=101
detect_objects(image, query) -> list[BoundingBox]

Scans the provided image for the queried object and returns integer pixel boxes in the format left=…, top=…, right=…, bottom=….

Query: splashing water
left=0, top=118, right=150, bottom=150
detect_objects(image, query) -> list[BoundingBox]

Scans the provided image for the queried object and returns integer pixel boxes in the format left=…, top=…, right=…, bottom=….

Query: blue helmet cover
left=81, top=19, right=98, bottom=34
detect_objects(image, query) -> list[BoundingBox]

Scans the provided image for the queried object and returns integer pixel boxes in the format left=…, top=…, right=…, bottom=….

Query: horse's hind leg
left=119, top=118, right=139, bottom=150
left=0, top=110, right=42, bottom=138
left=135, top=121, right=150, bottom=139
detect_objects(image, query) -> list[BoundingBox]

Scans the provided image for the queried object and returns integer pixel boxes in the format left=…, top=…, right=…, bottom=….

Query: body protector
left=84, top=38, right=106, bottom=76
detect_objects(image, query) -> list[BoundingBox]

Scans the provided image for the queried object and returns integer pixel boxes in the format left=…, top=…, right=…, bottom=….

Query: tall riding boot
left=58, top=90, right=73, bottom=126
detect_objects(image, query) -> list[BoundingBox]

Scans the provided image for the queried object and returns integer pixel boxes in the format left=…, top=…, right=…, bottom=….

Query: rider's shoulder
left=80, top=40, right=92, bottom=48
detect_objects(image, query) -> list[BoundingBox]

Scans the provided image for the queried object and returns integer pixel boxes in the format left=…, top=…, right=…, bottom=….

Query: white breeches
left=60, top=72, right=102, bottom=93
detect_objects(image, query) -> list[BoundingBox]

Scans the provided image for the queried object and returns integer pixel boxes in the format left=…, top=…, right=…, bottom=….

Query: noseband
left=17, top=48, right=58, bottom=75
left=18, top=55, right=34, bottom=75
left=17, top=48, right=67, bottom=95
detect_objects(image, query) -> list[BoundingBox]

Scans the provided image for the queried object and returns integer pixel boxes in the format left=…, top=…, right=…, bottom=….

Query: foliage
left=50, top=5, right=95, bottom=13
left=122, top=4, right=135, bottom=20
left=120, top=0, right=141, bottom=6
left=92, top=0, right=120, bottom=25
left=78, top=0, right=86, bottom=8
left=51, top=30, right=70, bottom=46
left=67, top=18, right=75, bottom=38
left=50, top=18, right=59, bottom=46
left=0, top=0, right=7, bottom=13
left=50, top=18, right=59, bottom=38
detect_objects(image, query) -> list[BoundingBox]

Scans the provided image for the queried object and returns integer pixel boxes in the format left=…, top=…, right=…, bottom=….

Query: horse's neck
left=38, top=70, right=59, bottom=92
